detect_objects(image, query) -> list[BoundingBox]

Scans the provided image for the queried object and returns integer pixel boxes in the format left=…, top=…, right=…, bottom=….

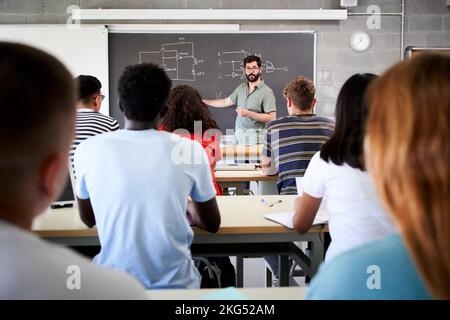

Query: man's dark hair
left=0, top=42, right=75, bottom=201
left=77, top=75, right=101, bottom=103
left=320, top=73, right=377, bottom=170
left=118, top=63, right=172, bottom=122
left=243, top=55, right=261, bottom=68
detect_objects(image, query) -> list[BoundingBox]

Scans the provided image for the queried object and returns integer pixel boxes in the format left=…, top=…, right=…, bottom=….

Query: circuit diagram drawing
left=139, top=38, right=204, bottom=81
left=217, top=49, right=289, bottom=79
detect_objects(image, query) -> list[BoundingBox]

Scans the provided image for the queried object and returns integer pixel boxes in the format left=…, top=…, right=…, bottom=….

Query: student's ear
left=119, top=101, right=124, bottom=113
left=287, top=97, right=293, bottom=108
left=311, top=98, right=317, bottom=108
left=93, top=95, right=101, bottom=112
left=40, top=154, right=67, bottom=203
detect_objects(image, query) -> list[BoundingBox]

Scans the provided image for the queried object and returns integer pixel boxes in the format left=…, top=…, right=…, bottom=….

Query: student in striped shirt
left=69, top=75, right=119, bottom=175
left=260, top=76, right=334, bottom=195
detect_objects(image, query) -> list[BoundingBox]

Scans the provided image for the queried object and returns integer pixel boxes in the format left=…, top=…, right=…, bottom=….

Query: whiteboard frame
left=0, top=24, right=110, bottom=115
left=107, top=27, right=317, bottom=89
left=404, top=46, right=450, bottom=59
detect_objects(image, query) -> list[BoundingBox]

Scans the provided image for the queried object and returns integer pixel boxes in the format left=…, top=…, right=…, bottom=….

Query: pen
left=261, top=199, right=283, bottom=207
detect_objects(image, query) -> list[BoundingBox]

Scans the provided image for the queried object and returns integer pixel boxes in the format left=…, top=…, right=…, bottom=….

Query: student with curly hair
left=162, top=85, right=223, bottom=196
left=74, top=64, right=221, bottom=289
left=162, top=85, right=236, bottom=288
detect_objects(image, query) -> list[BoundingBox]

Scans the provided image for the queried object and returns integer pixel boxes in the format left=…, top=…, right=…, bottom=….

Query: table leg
left=278, top=255, right=290, bottom=287
left=236, top=256, right=244, bottom=287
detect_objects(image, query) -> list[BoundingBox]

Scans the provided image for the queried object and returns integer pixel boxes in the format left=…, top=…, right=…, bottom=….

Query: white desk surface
left=32, top=195, right=327, bottom=238
left=147, top=286, right=308, bottom=300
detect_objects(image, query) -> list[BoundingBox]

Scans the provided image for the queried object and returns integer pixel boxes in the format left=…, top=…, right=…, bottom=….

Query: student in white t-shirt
left=74, top=63, right=221, bottom=289
left=0, top=42, right=146, bottom=299
left=293, top=73, right=395, bottom=262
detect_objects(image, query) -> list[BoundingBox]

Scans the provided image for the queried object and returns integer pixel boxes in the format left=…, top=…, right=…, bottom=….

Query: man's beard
left=246, top=72, right=260, bottom=83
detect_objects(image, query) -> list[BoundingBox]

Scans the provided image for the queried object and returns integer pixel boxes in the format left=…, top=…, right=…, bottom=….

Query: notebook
left=264, top=209, right=328, bottom=229
left=51, top=170, right=76, bottom=209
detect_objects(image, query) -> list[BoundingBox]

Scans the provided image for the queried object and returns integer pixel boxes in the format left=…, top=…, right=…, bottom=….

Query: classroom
left=0, top=0, right=449, bottom=304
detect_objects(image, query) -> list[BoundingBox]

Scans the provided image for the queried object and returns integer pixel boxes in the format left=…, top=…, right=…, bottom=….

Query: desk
left=215, top=167, right=278, bottom=195
left=215, top=170, right=277, bottom=183
left=33, top=195, right=328, bottom=287
left=221, top=145, right=263, bottom=162
left=147, top=286, right=308, bottom=300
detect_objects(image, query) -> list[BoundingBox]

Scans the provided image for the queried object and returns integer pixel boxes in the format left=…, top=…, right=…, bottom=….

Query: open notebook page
left=264, top=209, right=328, bottom=229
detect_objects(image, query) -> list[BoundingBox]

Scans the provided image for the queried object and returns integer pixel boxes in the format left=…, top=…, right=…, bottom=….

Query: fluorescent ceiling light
left=107, top=24, right=240, bottom=33
left=72, top=9, right=348, bottom=21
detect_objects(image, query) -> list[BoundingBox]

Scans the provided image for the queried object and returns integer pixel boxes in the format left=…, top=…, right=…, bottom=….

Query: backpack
left=194, top=256, right=236, bottom=288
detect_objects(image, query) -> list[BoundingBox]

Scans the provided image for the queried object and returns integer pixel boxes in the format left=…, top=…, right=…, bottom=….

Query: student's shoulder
left=161, top=132, right=208, bottom=160
left=0, top=228, right=145, bottom=299
left=75, top=130, right=117, bottom=152
left=331, top=234, right=402, bottom=265
left=312, top=115, right=333, bottom=121
left=97, top=113, right=120, bottom=125
left=311, top=236, right=399, bottom=277
left=32, top=237, right=146, bottom=299
left=266, top=115, right=295, bottom=128
left=307, top=234, right=431, bottom=299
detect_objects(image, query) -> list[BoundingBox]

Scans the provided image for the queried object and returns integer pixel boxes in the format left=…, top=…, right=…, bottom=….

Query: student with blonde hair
left=307, top=53, right=449, bottom=299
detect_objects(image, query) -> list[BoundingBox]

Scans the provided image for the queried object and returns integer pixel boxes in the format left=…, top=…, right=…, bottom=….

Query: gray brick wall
left=0, top=0, right=449, bottom=115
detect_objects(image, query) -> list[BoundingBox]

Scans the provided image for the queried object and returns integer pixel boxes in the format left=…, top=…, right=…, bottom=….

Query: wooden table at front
left=215, top=169, right=278, bottom=195
left=221, top=144, right=263, bottom=162
left=33, top=195, right=328, bottom=287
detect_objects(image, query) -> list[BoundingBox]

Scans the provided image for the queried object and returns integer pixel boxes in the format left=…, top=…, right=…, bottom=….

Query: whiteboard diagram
left=218, top=50, right=289, bottom=79
left=139, top=38, right=204, bottom=81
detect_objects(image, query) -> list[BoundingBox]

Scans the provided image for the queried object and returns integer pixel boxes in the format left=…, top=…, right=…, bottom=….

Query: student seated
left=261, top=76, right=334, bottom=281
left=293, top=73, right=395, bottom=263
left=74, top=63, right=221, bottom=289
left=307, top=53, right=450, bottom=299
left=260, top=76, right=334, bottom=195
left=0, top=42, right=145, bottom=299
left=161, top=85, right=223, bottom=196
left=69, top=75, right=119, bottom=177
left=161, top=85, right=236, bottom=288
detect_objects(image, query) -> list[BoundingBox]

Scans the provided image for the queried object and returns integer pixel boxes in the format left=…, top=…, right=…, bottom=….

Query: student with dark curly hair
left=74, top=63, right=221, bottom=289
left=162, top=85, right=223, bottom=196
left=162, top=85, right=237, bottom=288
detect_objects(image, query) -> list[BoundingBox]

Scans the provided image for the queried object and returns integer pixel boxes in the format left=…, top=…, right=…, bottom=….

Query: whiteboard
left=0, top=25, right=110, bottom=115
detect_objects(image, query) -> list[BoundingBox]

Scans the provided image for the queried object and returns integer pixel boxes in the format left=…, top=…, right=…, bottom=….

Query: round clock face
left=350, top=31, right=371, bottom=52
